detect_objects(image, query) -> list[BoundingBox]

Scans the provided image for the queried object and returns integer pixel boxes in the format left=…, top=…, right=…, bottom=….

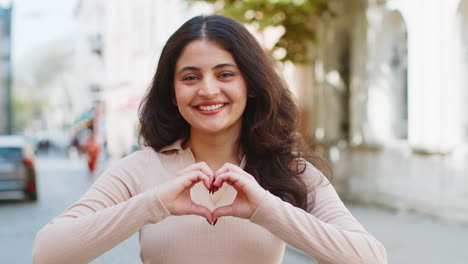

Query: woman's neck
left=187, top=129, right=242, bottom=172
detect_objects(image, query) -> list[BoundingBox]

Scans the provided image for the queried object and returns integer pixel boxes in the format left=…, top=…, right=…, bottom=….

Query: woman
left=33, top=15, right=387, bottom=264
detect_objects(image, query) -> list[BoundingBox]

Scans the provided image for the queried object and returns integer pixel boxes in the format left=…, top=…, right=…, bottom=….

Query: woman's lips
left=193, top=103, right=228, bottom=115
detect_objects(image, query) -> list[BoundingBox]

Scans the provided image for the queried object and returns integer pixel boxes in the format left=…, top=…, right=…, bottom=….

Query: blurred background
left=1, top=0, right=468, bottom=263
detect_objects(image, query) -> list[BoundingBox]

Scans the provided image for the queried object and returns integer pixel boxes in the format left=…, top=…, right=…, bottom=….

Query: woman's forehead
left=175, top=40, right=236, bottom=70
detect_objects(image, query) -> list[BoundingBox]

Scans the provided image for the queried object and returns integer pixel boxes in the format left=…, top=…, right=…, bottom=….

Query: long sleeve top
left=32, top=139, right=387, bottom=264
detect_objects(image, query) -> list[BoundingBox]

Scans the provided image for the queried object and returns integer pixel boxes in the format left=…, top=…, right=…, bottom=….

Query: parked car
left=0, top=135, right=37, bottom=201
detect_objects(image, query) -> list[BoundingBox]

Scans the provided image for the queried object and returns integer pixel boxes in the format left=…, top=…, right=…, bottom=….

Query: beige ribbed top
left=32, top=140, right=387, bottom=264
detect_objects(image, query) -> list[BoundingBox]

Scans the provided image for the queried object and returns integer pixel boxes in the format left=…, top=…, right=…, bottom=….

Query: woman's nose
left=198, top=78, right=220, bottom=97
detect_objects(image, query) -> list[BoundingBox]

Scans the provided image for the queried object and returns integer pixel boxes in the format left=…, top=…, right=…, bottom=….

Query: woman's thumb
left=186, top=202, right=213, bottom=223
left=212, top=205, right=235, bottom=223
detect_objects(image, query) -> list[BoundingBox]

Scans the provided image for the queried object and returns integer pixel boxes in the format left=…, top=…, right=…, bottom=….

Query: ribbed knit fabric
left=32, top=140, right=387, bottom=264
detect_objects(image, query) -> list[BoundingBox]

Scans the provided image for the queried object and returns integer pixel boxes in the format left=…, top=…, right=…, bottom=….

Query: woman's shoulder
left=93, top=147, right=177, bottom=194
left=106, top=147, right=161, bottom=172
left=114, top=146, right=150, bottom=163
left=298, top=159, right=331, bottom=188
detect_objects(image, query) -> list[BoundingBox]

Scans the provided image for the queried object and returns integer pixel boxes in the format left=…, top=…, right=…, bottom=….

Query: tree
left=189, top=0, right=332, bottom=63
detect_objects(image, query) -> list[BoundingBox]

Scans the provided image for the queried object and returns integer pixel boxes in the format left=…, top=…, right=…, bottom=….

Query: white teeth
left=198, top=104, right=225, bottom=111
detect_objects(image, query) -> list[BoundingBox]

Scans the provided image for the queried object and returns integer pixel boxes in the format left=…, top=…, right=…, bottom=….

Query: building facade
left=307, top=0, right=468, bottom=223
left=0, top=5, right=12, bottom=135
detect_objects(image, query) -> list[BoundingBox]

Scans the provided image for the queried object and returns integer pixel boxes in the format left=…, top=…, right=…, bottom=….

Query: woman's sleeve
left=249, top=162, right=387, bottom=264
left=32, top=150, right=171, bottom=264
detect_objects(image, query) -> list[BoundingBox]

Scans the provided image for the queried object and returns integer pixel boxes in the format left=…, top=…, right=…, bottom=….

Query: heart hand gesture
left=156, top=162, right=266, bottom=225
left=156, top=162, right=215, bottom=223
left=211, top=163, right=266, bottom=223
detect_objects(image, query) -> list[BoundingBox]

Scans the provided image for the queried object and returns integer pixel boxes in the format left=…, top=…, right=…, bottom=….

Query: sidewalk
left=346, top=203, right=468, bottom=264
left=284, top=203, right=468, bottom=264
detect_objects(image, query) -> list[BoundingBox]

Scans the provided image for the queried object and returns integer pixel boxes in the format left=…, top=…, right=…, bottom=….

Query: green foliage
left=189, top=0, right=331, bottom=63
left=12, top=98, right=30, bottom=133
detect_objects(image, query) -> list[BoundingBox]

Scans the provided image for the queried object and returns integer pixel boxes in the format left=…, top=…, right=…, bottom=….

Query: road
left=1, top=154, right=468, bottom=263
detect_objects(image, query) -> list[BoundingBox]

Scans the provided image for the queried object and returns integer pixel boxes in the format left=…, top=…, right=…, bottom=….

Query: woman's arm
left=32, top=150, right=170, bottom=264
left=249, top=163, right=388, bottom=264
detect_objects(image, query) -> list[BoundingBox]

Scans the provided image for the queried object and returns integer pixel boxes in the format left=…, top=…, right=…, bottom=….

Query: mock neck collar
left=159, top=139, right=185, bottom=153
left=158, top=139, right=246, bottom=169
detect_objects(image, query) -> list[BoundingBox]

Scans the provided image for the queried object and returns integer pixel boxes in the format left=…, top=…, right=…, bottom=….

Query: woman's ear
left=172, top=97, right=178, bottom=106
left=247, top=89, right=256, bottom=98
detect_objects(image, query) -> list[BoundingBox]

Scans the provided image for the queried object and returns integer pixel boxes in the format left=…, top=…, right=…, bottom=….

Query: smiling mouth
left=195, top=103, right=228, bottom=111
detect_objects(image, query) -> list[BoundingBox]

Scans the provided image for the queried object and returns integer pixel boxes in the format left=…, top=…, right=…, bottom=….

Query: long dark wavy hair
left=139, top=15, right=332, bottom=210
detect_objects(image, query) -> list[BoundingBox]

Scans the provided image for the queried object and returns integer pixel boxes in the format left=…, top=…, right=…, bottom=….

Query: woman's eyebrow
left=212, top=63, right=236, bottom=70
left=177, top=63, right=237, bottom=74
left=177, top=66, right=200, bottom=74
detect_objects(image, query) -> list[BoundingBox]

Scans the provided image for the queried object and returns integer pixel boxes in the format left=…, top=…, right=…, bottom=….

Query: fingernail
left=206, top=219, right=212, bottom=225
left=213, top=219, right=218, bottom=226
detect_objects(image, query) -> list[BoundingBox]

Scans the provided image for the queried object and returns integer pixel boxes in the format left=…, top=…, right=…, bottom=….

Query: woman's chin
left=191, top=124, right=232, bottom=136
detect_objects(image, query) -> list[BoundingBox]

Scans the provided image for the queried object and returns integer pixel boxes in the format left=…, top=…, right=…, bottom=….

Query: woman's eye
left=183, top=75, right=198, bottom=81
left=219, top=72, right=234, bottom=78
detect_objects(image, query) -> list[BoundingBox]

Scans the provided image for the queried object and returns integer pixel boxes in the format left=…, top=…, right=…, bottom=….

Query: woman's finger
left=180, top=170, right=211, bottom=190
left=177, top=162, right=213, bottom=177
left=177, top=162, right=214, bottom=190
left=213, top=170, right=266, bottom=210
left=212, top=204, right=235, bottom=223
left=185, top=202, right=214, bottom=223
left=214, top=163, right=255, bottom=186
left=213, top=171, right=246, bottom=190
left=215, top=162, right=243, bottom=176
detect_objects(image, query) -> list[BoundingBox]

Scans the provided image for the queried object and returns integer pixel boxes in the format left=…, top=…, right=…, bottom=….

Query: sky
left=10, top=0, right=79, bottom=62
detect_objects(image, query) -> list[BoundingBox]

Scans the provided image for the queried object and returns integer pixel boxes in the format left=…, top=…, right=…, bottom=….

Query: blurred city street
left=1, top=153, right=467, bottom=263
left=2, top=0, right=468, bottom=263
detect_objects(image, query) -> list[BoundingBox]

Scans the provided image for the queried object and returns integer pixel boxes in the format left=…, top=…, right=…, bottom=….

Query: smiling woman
left=32, top=15, right=388, bottom=264
left=174, top=40, right=247, bottom=139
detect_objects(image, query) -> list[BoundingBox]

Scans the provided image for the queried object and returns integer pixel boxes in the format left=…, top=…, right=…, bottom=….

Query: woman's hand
left=211, top=163, right=266, bottom=223
left=156, top=162, right=214, bottom=223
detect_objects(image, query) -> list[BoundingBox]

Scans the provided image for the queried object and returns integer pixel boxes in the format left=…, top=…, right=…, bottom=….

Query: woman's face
left=173, top=40, right=247, bottom=136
